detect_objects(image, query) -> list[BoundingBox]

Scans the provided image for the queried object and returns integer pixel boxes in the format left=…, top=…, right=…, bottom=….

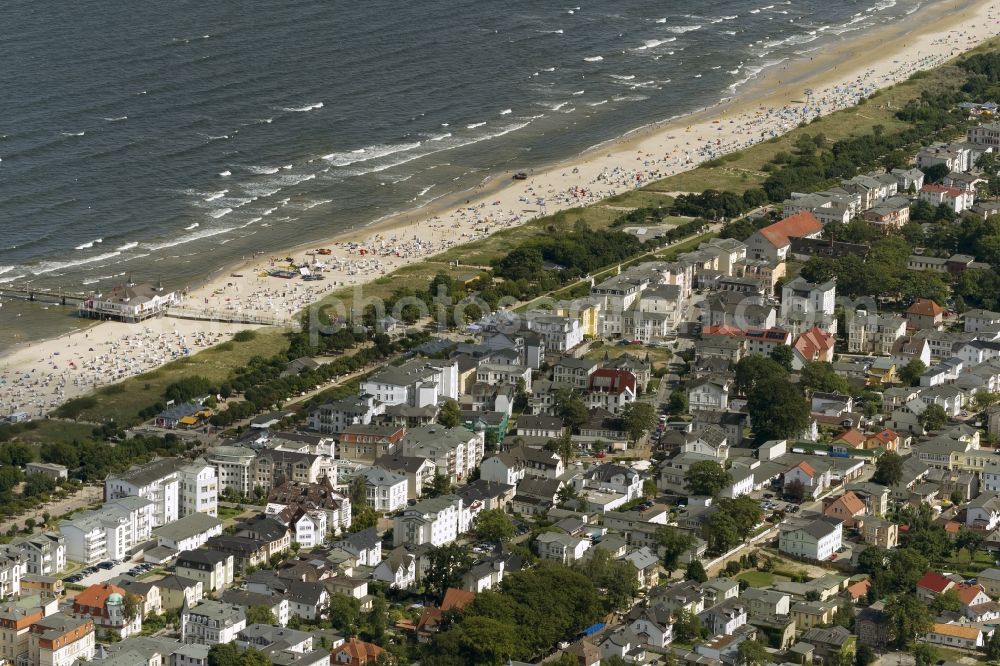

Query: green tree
left=576, top=548, right=639, bottom=611
left=472, top=509, right=515, bottom=543
left=884, top=593, right=933, bottom=648
left=425, top=471, right=453, bottom=498
left=769, top=345, right=794, bottom=372
left=705, top=511, right=741, bottom=555
left=0, top=443, right=33, bottom=466
left=832, top=602, right=855, bottom=630
left=425, top=544, right=474, bottom=601
left=245, top=605, right=278, bottom=626
left=855, top=645, right=876, bottom=666
left=930, top=588, right=961, bottom=614
left=327, top=593, right=362, bottom=634
left=673, top=609, right=707, bottom=641
left=438, top=399, right=462, bottom=428
left=620, top=402, right=656, bottom=446
left=553, top=389, right=589, bottom=432
left=872, top=451, right=903, bottom=486
left=734, top=356, right=788, bottom=396
left=955, top=528, right=984, bottom=556
left=747, top=380, right=809, bottom=442
left=784, top=479, right=806, bottom=504
left=800, top=361, right=851, bottom=395
left=668, top=388, right=688, bottom=415
left=349, top=506, right=379, bottom=532
left=653, top=526, right=694, bottom=573
left=985, top=628, right=1000, bottom=661
left=684, top=460, right=731, bottom=497
left=919, top=404, right=949, bottom=431
left=911, top=643, right=938, bottom=666
left=685, top=560, right=708, bottom=583
left=899, top=359, right=927, bottom=387
left=736, top=639, right=770, bottom=666
left=544, top=430, right=574, bottom=465
left=349, top=475, right=367, bottom=511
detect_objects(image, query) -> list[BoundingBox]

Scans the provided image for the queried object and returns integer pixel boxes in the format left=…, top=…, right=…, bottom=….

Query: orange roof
left=867, top=429, right=899, bottom=445
left=907, top=299, right=944, bottom=317
left=337, top=637, right=383, bottom=665
left=758, top=211, right=823, bottom=249
left=73, top=583, right=130, bottom=610
left=440, top=587, right=476, bottom=612
left=930, top=622, right=981, bottom=640
left=834, top=429, right=866, bottom=448
left=944, top=521, right=962, bottom=534
left=955, top=583, right=987, bottom=606
left=793, top=326, right=835, bottom=361
left=830, top=491, right=866, bottom=516
left=845, top=579, right=871, bottom=600
left=791, top=461, right=816, bottom=478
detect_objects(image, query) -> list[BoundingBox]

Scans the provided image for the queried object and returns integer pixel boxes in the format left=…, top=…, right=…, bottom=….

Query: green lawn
left=602, top=190, right=676, bottom=209
left=0, top=419, right=95, bottom=447
left=736, top=570, right=776, bottom=588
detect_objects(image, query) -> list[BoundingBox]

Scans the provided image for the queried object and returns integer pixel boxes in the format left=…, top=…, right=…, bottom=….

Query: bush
left=233, top=330, right=257, bottom=343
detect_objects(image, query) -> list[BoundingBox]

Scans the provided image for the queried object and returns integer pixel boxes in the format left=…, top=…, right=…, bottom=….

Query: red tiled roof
left=588, top=368, right=637, bottom=395
left=917, top=571, right=955, bottom=594
left=793, top=326, right=835, bottom=362
left=337, top=637, right=384, bottom=665
left=828, top=491, right=866, bottom=516
left=758, top=211, right=823, bottom=249
left=845, top=579, right=871, bottom=600
left=440, top=587, right=476, bottom=611
left=907, top=298, right=944, bottom=318
left=921, top=184, right=963, bottom=197
left=868, top=429, right=898, bottom=445
left=73, top=583, right=131, bottom=611
left=955, top=583, right=987, bottom=606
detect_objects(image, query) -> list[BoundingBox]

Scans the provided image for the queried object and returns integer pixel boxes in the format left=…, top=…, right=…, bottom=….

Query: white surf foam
left=467, top=122, right=486, bottom=129
left=322, top=141, right=423, bottom=167
left=116, top=242, right=139, bottom=251
left=32, top=251, right=122, bottom=276
left=219, top=170, right=231, bottom=177
left=500, top=109, right=512, bottom=116
left=209, top=208, right=233, bottom=219
left=204, top=190, right=228, bottom=202
left=281, top=102, right=324, bottom=112
left=74, top=238, right=103, bottom=250
left=103, top=116, right=128, bottom=122
left=584, top=56, right=603, bottom=62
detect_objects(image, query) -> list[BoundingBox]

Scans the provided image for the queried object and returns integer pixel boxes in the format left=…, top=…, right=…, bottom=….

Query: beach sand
left=2, top=0, right=999, bottom=418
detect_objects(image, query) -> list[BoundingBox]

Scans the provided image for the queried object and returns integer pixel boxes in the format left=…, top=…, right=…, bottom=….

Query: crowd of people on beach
left=0, top=327, right=229, bottom=418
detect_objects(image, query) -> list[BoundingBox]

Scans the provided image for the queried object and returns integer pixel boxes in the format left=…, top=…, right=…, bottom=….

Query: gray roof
left=153, top=513, right=222, bottom=541
left=184, top=600, right=246, bottom=624
left=109, top=457, right=184, bottom=487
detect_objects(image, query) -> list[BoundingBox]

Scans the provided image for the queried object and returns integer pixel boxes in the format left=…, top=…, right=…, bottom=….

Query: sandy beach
left=2, top=0, right=999, bottom=419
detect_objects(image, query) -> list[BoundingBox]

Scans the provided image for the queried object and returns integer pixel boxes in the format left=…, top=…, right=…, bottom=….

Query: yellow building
left=554, top=301, right=601, bottom=338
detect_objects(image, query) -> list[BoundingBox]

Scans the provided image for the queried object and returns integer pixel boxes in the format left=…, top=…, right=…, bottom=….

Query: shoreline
left=1, top=0, right=999, bottom=418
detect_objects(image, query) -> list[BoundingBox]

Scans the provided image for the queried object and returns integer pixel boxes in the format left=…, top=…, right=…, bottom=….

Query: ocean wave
left=219, top=170, right=231, bottom=177
left=322, top=141, right=422, bottom=167
left=247, top=165, right=280, bottom=175
left=0, top=273, right=26, bottom=284
left=467, top=122, right=486, bottom=129
left=538, top=101, right=569, bottom=111
left=499, top=109, right=512, bottom=116
left=61, top=131, right=85, bottom=137
left=572, top=90, right=585, bottom=95
left=655, top=18, right=666, bottom=23
left=588, top=100, right=609, bottom=106
left=430, top=133, right=452, bottom=141
left=417, top=185, right=435, bottom=197
left=281, top=102, right=324, bottom=112
left=204, top=190, right=228, bottom=202
left=610, top=74, right=636, bottom=81
left=612, top=94, right=649, bottom=102
left=31, top=251, right=122, bottom=276
left=633, top=38, right=674, bottom=50
left=184, top=223, right=200, bottom=230
left=143, top=225, right=234, bottom=252
left=75, top=238, right=103, bottom=250
left=116, top=241, right=139, bottom=251
left=584, top=56, right=603, bottom=62
left=0, top=266, right=14, bottom=276
left=665, top=25, right=701, bottom=33
left=103, top=116, right=128, bottom=122
left=209, top=208, right=233, bottom=219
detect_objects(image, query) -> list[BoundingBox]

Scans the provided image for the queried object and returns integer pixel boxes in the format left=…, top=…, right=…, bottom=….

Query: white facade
left=179, top=462, right=219, bottom=518
left=358, top=468, right=409, bottom=513
left=105, top=458, right=183, bottom=527
left=393, top=495, right=464, bottom=547
left=205, top=446, right=256, bottom=497
left=779, top=520, right=843, bottom=561
left=292, top=511, right=327, bottom=549
left=526, top=314, right=584, bottom=352
left=360, top=358, right=458, bottom=409
left=181, top=601, right=247, bottom=646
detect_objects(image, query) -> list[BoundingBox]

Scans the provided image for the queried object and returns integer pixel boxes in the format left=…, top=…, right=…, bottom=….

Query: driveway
left=74, top=560, right=143, bottom=588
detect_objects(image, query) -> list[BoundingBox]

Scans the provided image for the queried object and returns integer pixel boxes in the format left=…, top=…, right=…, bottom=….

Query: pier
left=0, top=287, right=87, bottom=306
left=163, top=306, right=293, bottom=327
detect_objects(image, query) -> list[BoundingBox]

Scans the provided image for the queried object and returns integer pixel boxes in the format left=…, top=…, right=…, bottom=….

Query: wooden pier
left=0, top=287, right=87, bottom=306
left=163, top=306, right=293, bottom=327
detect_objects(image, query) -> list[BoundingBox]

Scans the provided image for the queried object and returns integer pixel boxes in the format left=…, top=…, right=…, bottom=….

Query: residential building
left=175, top=550, right=235, bottom=593
left=28, top=614, right=95, bottom=666
left=105, top=458, right=184, bottom=527
left=180, top=600, right=246, bottom=646
left=848, top=312, right=907, bottom=355
left=71, top=584, right=141, bottom=639
left=359, top=358, right=458, bottom=408
left=393, top=495, right=465, bottom=548
left=356, top=468, right=408, bottom=513
left=400, top=425, right=484, bottom=485
left=745, top=212, right=823, bottom=263
left=778, top=518, right=843, bottom=561
left=535, top=532, right=591, bottom=564
left=205, top=446, right=257, bottom=497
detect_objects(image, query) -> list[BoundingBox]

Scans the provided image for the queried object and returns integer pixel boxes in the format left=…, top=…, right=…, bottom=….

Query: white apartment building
left=848, top=312, right=907, bottom=355
left=179, top=461, right=219, bottom=518
left=181, top=601, right=246, bottom=646
left=778, top=518, right=843, bottom=561
left=360, top=358, right=458, bottom=408
left=525, top=314, right=584, bottom=352
left=393, top=495, right=465, bottom=548
left=60, top=496, right=155, bottom=565
left=780, top=277, right=836, bottom=335
left=357, top=468, right=408, bottom=513
left=12, top=533, right=66, bottom=576
left=400, top=425, right=484, bottom=485
left=105, top=458, right=196, bottom=527
left=205, top=446, right=257, bottom=497
left=0, top=551, right=22, bottom=599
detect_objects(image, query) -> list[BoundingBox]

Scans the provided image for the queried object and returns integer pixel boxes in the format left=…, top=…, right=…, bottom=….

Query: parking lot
left=66, top=559, right=155, bottom=588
